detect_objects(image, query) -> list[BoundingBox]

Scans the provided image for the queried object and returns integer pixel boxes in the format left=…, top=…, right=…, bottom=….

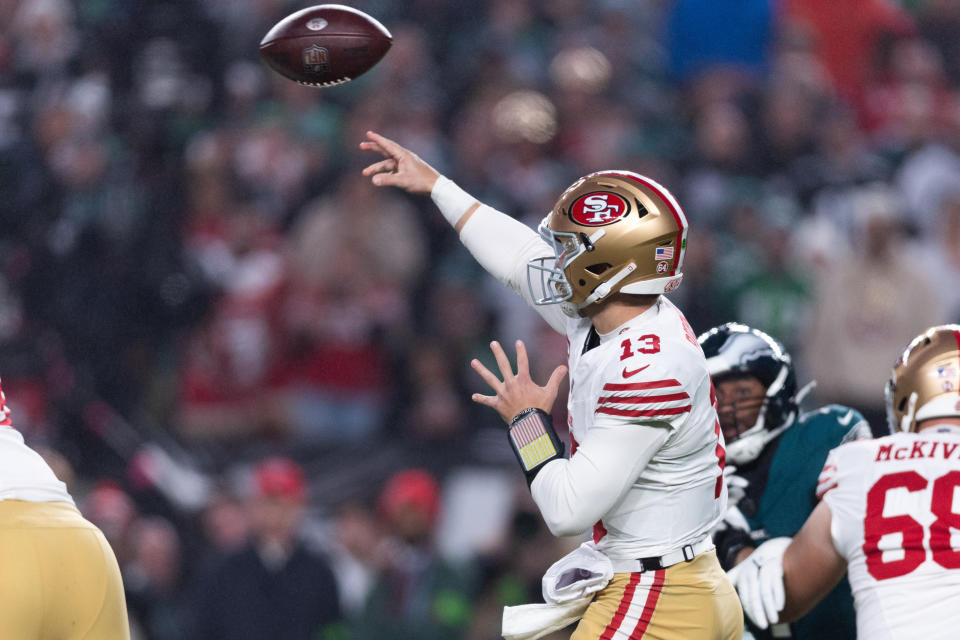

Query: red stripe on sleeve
left=603, top=380, right=681, bottom=392
left=597, top=405, right=691, bottom=418
left=816, top=482, right=838, bottom=499
left=597, top=392, right=690, bottom=405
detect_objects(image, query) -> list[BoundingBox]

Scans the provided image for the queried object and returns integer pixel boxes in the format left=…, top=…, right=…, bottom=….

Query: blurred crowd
left=2, top=0, right=960, bottom=638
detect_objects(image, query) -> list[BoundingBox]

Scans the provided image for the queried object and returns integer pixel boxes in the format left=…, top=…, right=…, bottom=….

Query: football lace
left=297, top=77, right=351, bottom=87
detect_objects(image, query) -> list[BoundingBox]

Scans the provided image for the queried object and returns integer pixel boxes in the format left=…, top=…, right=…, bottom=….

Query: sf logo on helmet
left=570, top=192, right=629, bottom=226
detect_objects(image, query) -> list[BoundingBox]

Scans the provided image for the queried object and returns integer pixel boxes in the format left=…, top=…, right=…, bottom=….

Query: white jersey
left=538, top=297, right=726, bottom=560
left=0, top=389, right=73, bottom=505
left=819, top=426, right=960, bottom=640
left=453, top=201, right=726, bottom=561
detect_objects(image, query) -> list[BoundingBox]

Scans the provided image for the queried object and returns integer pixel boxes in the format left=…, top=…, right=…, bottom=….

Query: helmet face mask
left=526, top=170, right=687, bottom=313
left=886, top=325, right=960, bottom=434
left=527, top=225, right=587, bottom=307
left=714, top=374, right=766, bottom=440
left=698, top=323, right=798, bottom=465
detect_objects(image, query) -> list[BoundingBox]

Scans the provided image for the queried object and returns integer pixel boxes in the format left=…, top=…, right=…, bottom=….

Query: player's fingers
left=738, top=563, right=769, bottom=630
left=361, top=159, right=397, bottom=176
left=774, top=573, right=785, bottom=611
left=371, top=172, right=408, bottom=187
left=366, top=131, right=406, bottom=157
left=470, top=358, right=503, bottom=391
left=358, top=140, right=386, bottom=155
left=767, top=564, right=785, bottom=621
left=761, top=571, right=781, bottom=627
left=490, top=341, right=515, bottom=380
left=514, top=340, right=529, bottom=377
left=470, top=393, right=498, bottom=408
left=545, top=365, right=568, bottom=395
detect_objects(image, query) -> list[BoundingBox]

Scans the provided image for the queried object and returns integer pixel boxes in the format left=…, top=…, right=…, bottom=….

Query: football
left=259, top=5, right=392, bottom=88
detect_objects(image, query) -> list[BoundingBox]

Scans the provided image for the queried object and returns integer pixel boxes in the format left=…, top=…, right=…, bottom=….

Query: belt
left=610, top=537, right=715, bottom=573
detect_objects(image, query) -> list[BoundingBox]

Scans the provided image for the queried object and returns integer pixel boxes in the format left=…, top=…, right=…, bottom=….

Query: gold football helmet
left=885, top=325, right=960, bottom=433
left=527, top=171, right=687, bottom=315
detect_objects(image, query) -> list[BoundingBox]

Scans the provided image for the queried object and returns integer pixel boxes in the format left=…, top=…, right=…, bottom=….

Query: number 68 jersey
left=818, top=425, right=960, bottom=640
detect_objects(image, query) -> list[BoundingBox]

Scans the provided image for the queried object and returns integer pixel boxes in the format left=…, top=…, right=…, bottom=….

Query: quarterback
left=362, top=131, right=742, bottom=639
left=730, top=325, right=960, bottom=640
left=0, top=381, right=130, bottom=639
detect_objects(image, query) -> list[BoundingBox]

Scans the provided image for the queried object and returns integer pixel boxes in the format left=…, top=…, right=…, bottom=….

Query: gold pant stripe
left=0, top=500, right=130, bottom=640
left=571, top=550, right=743, bottom=640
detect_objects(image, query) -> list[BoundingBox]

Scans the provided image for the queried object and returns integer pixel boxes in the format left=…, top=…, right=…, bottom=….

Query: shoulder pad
left=799, top=405, right=871, bottom=444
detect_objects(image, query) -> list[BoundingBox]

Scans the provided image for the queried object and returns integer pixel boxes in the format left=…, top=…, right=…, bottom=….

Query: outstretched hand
left=359, top=131, right=440, bottom=194
left=470, top=340, right=568, bottom=424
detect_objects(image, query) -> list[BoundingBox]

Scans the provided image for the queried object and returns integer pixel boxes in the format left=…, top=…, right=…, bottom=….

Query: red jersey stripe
left=593, top=519, right=607, bottom=544
left=629, top=569, right=665, bottom=639
left=597, top=392, right=690, bottom=405
left=597, top=405, right=691, bottom=418
left=603, top=380, right=681, bottom=392
left=599, top=573, right=643, bottom=640
left=816, top=482, right=838, bottom=499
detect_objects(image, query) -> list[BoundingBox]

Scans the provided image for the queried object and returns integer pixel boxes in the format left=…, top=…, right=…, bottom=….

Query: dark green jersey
left=741, top=405, right=870, bottom=640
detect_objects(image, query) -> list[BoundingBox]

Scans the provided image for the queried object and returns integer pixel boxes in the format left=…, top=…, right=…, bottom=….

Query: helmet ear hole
left=585, top=263, right=612, bottom=275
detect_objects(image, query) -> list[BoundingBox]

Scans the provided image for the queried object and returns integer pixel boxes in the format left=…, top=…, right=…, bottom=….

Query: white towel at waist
left=502, top=542, right=613, bottom=640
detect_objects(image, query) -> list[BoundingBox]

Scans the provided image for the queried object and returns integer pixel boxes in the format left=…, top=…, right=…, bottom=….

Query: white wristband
left=430, top=176, right=477, bottom=228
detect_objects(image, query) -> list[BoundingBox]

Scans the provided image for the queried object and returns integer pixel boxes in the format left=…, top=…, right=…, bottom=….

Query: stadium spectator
left=124, top=516, right=188, bottom=640
left=188, top=457, right=341, bottom=640
left=802, top=184, right=944, bottom=426
left=354, top=468, right=476, bottom=640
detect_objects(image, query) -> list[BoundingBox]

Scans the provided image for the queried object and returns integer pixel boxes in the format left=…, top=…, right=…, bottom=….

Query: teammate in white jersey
left=729, top=324, right=960, bottom=640
left=361, top=131, right=741, bottom=639
left=0, top=380, right=130, bottom=639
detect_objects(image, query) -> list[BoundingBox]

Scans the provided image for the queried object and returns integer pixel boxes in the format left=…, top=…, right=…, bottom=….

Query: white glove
left=727, top=537, right=790, bottom=630
left=724, top=465, right=750, bottom=507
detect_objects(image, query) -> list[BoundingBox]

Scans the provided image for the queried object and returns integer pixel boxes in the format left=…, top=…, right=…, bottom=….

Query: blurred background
left=1, top=0, right=959, bottom=638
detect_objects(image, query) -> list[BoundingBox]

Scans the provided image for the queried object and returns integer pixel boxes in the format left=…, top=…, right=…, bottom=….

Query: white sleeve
left=530, top=422, right=670, bottom=537
left=431, top=178, right=567, bottom=334
left=820, top=446, right=858, bottom=559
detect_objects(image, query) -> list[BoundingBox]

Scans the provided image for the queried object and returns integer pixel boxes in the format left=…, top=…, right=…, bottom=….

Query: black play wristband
left=508, top=408, right=565, bottom=485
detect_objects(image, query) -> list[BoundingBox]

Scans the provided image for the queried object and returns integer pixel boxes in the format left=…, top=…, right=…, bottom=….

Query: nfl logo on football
left=302, top=44, right=330, bottom=72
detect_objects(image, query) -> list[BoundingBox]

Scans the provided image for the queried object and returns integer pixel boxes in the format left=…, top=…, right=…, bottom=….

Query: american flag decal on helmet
left=655, top=247, right=674, bottom=260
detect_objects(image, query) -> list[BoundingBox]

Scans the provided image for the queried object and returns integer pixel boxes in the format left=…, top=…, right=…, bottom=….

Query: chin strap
left=725, top=414, right=795, bottom=466
left=900, top=392, right=919, bottom=433
left=581, top=263, right=637, bottom=307
left=795, top=380, right=816, bottom=405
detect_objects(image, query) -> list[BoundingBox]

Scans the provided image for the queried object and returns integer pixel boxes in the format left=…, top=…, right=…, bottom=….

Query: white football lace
left=298, top=77, right=351, bottom=88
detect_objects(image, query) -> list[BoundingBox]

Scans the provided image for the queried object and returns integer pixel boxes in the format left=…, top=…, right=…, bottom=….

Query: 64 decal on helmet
left=527, top=170, right=688, bottom=316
